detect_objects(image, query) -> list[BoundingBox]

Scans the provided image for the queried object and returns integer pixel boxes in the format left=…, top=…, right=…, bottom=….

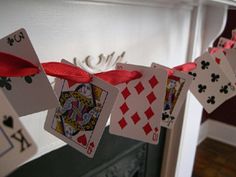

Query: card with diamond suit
left=109, top=63, right=168, bottom=144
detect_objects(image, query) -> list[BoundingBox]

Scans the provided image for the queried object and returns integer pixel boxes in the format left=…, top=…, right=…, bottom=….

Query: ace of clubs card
left=0, top=90, right=37, bottom=177
left=44, top=61, right=118, bottom=158
left=109, top=63, right=167, bottom=144
left=189, top=52, right=236, bottom=113
left=0, top=29, right=58, bottom=116
left=151, top=63, right=192, bottom=129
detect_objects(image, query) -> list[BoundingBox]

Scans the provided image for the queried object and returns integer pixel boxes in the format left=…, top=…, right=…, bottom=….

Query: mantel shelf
left=70, top=0, right=236, bottom=7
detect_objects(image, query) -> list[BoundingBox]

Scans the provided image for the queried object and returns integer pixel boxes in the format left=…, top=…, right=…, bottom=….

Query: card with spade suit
left=0, top=90, right=37, bottom=177
left=109, top=63, right=167, bottom=144
left=0, top=29, right=58, bottom=116
left=151, top=63, right=192, bottom=129
left=45, top=60, right=118, bottom=158
left=188, top=52, right=236, bottom=113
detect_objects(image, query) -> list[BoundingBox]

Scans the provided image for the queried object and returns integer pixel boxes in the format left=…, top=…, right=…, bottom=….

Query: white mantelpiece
left=0, top=0, right=233, bottom=177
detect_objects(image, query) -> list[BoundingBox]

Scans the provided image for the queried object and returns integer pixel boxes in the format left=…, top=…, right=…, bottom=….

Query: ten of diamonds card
left=109, top=63, right=167, bottom=144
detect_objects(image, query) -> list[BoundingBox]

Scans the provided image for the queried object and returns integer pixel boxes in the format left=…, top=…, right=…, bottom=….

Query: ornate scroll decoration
left=73, top=51, right=126, bottom=73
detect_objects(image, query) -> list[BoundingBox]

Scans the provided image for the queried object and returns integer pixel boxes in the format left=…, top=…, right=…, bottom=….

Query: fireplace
left=8, top=126, right=166, bottom=177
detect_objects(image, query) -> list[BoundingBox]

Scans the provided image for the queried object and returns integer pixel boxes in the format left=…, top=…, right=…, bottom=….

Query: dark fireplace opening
left=8, top=126, right=166, bottom=177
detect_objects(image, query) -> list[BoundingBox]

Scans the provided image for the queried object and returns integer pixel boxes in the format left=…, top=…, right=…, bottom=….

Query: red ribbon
left=95, top=70, right=142, bottom=85
left=166, top=69, right=174, bottom=76
left=173, top=62, right=197, bottom=72
left=0, top=52, right=40, bottom=77
left=163, top=62, right=197, bottom=76
left=42, top=62, right=91, bottom=83
left=209, top=48, right=220, bottom=54
left=224, top=40, right=235, bottom=49
left=0, top=52, right=142, bottom=85
left=210, top=41, right=235, bottom=55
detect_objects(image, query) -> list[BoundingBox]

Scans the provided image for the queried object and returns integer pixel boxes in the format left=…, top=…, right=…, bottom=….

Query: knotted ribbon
left=166, top=62, right=197, bottom=76
left=210, top=39, right=236, bottom=54
left=0, top=52, right=142, bottom=85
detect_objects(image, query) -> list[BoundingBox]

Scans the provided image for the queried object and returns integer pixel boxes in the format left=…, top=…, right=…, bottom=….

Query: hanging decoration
left=0, top=90, right=37, bottom=177
left=151, top=63, right=193, bottom=129
left=0, top=28, right=235, bottom=176
left=0, top=29, right=58, bottom=117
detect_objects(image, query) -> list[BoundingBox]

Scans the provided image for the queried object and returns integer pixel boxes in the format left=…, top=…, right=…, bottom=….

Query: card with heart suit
left=232, top=29, right=236, bottom=40
left=44, top=61, right=118, bottom=158
left=0, top=29, right=58, bottom=116
left=109, top=63, right=167, bottom=144
left=224, top=48, right=236, bottom=76
left=151, top=63, right=192, bottom=129
left=209, top=48, right=236, bottom=86
left=217, top=37, right=235, bottom=49
left=0, top=90, right=37, bottom=177
left=188, top=52, right=236, bottom=113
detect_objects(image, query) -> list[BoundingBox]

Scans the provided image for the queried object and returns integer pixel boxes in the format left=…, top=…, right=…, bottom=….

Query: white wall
left=0, top=0, right=192, bottom=159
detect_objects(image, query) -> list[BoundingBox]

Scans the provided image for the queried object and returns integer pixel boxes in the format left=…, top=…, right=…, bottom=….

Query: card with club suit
left=209, top=48, right=236, bottom=86
left=151, top=63, right=192, bottom=129
left=188, top=52, right=236, bottom=113
left=0, top=29, right=58, bottom=116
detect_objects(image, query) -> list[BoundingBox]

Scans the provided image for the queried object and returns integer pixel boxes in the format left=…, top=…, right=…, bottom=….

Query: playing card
left=232, top=29, right=236, bottom=40
left=0, top=90, right=37, bottom=177
left=44, top=60, right=118, bottom=158
left=209, top=48, right=236, bottom=85
left=0, top=29, right=58, bottom=116
left=217, top=37, right=235, bottom=49
left=109, top=63, right=167, bottom=144
left=224, top=48, right=236, bottom=77
left=189, top=52, right=236, bottom=113
left=151, top=63, right=192, bottom=129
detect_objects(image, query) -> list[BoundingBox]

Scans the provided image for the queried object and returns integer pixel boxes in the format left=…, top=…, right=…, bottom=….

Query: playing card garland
left=1, top=28, right=236, bottom=174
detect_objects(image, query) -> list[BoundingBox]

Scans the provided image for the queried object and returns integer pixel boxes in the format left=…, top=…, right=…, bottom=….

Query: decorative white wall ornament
left=73, top=51, right=126, bottom=73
